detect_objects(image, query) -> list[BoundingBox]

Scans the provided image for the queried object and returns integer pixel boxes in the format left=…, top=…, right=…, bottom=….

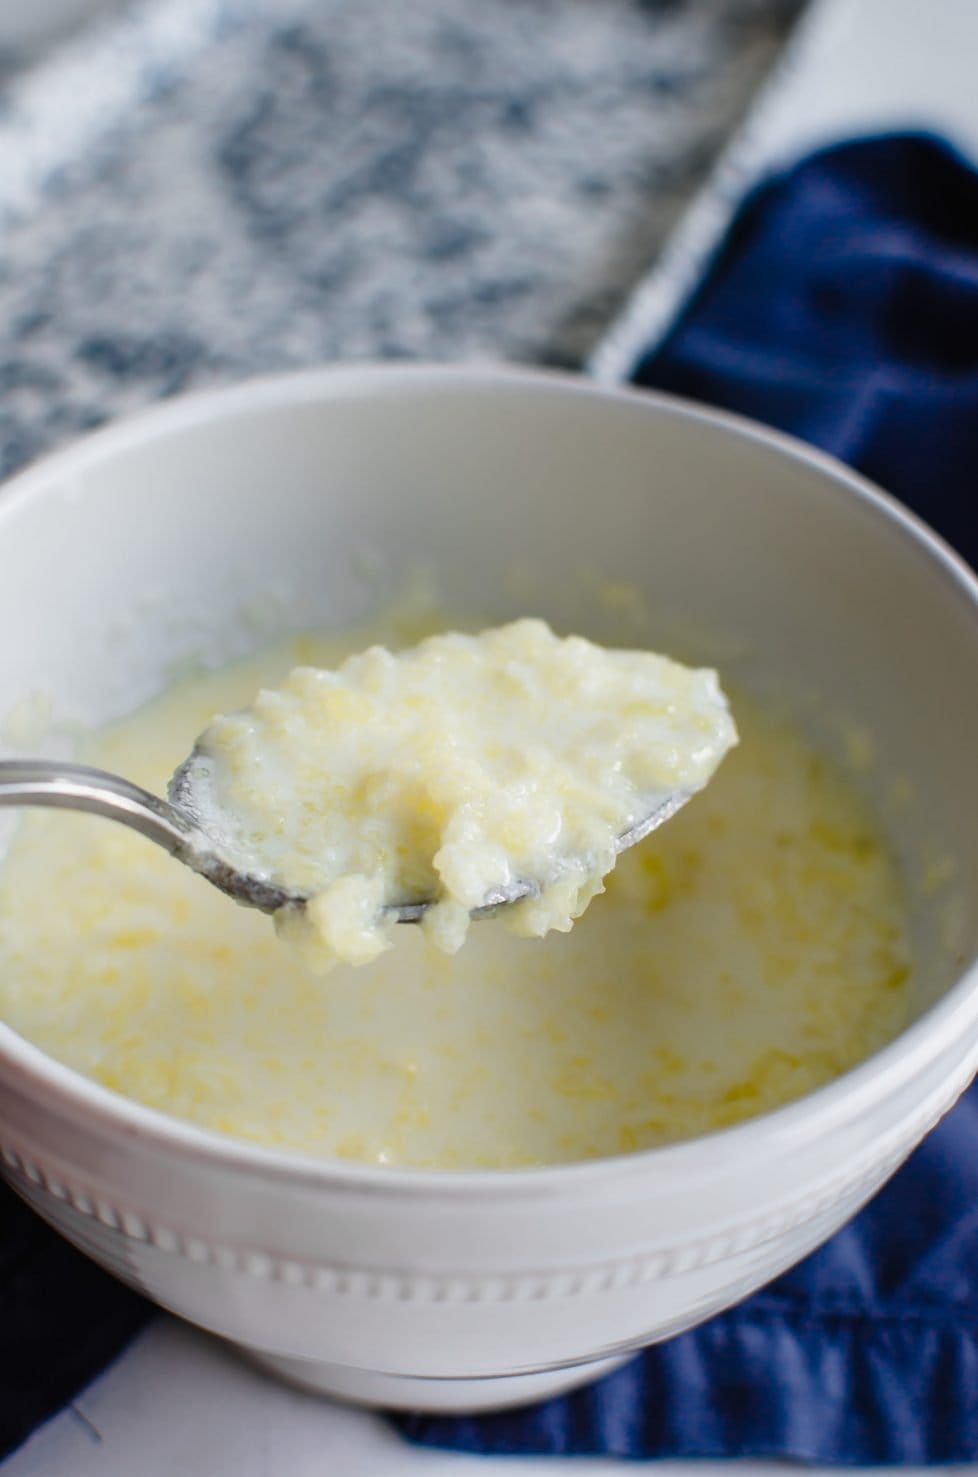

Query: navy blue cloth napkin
left=396, top=133, right=978, bottom=1462
left=0, top=1181, right=150, bottom=1461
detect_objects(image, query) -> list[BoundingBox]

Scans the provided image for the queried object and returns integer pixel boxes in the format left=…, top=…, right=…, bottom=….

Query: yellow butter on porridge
left=191, top=619, right=737, bottom=969
left=0, top=625, right=911, bottom=1170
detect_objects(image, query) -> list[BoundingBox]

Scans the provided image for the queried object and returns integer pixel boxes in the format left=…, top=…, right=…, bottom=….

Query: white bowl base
left=241, top=1344, right=629, bottom=1413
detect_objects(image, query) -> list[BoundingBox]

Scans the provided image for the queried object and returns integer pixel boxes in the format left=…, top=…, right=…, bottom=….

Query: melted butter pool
left=0, top=628, right=911, bottom=1169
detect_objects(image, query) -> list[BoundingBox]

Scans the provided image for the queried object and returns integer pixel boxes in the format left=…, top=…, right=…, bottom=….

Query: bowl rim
left=0, top=360, right=976, bottom=1202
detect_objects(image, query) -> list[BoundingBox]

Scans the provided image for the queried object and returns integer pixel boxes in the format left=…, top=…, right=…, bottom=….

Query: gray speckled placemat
left=0, top=0, right=801, bottom=479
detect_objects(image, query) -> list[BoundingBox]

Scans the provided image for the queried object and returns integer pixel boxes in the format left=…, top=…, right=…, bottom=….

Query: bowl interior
left=0, top=367, right=975, bottom=1023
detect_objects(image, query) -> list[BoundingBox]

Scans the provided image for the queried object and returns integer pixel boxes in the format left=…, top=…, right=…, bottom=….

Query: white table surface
left=8, top=1317, right=963, bottom=1477
left=8, top=0, right=978, bottom=1470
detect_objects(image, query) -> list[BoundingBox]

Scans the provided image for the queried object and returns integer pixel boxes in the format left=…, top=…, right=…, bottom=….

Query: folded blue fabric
left=0, top=1180, right=150, bottom=1461
left=635, top=131, right=978, bottom=563
left=397, top=134, right=978, bottom=1463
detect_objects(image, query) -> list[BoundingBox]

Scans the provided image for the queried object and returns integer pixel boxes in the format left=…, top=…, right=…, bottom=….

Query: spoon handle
left=0, top=759, right=294, bottom=915
left=0, top=759, right=202, bottom=861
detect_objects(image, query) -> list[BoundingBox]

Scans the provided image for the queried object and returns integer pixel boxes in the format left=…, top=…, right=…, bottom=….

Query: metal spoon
left=0, top=757, right=690, bottom=921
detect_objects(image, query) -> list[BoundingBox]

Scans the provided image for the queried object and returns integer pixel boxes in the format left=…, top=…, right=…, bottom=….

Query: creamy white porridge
left=0, top=623, right=910, bottom=1169
left=192, top=619, right=737, bottom=968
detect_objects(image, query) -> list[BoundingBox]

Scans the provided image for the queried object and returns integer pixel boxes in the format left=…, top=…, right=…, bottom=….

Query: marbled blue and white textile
left=0, top=0, right=797, bottom=479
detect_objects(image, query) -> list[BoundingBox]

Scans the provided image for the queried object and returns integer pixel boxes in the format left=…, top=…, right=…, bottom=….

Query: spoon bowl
left=0, top=756, right=692, bottom=920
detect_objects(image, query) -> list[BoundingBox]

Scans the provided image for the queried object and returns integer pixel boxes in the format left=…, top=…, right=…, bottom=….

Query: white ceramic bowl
left=0, top=365, right=976, bottom=1413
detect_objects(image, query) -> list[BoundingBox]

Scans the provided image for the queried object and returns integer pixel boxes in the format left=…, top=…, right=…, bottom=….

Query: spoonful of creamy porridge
left=0, top=620, right=736, bottom=968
